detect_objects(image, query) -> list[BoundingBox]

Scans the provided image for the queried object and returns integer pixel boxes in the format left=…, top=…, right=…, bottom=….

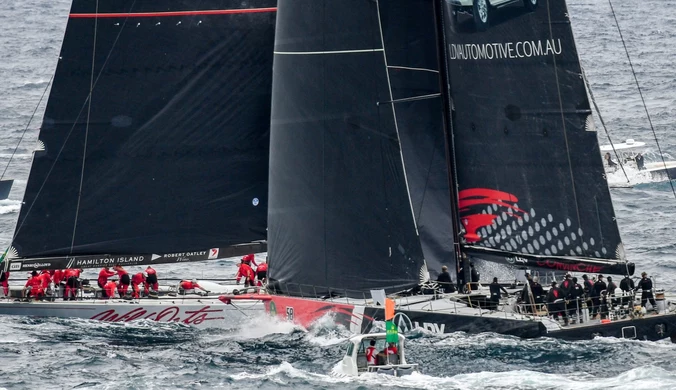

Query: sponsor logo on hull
left=89, top=305, right=225, bottom=325
left=393, top=312, right=446, bottom=334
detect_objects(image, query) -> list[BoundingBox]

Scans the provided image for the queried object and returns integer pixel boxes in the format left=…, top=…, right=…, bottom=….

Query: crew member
left=236, top=260, right=256, bottom=287
left=365, top=340, right=377, bottom=365
left=570, top=277, right=585, bottom=323
left=180, top=279, right=207, bottom=295
left=0, top=270, right=9, bottom=297
left=256, top=260, right=268, bottom=287
left=23, top=271, right=44, bottom=299
left=113, top=264, right=130, bottom=298
left=489, top=277, right=509, bottom=310
left=593, top=275, right=607, bottom=318
left=97, top=266, right=116, bottom=298
left=437, top=265, right=455, bottom=293
left=547, top=281, right=567, bottom=325
left=103, top=280, right=117, bottom=299
left=469, top=262, right=480, bottom=291
left=241, top=254, right=258, bottom=267
left=635, top=153, right=645, bottom=170
left=131, top=272, right=146, bottom=299
left=606, top=276, right=618, bottom=308
left=145, top=266, right=158, bottom=293
left=382, top=342, right=398, bottom=355
left=605, top=152, right=617, bottom=167
left=636, top=272, right=657, bottom=312
left=39, top=270, right=52, bottom=289
left=63, top=268, right=81, bottom=300
left=620, top=274, right=635, bottom=307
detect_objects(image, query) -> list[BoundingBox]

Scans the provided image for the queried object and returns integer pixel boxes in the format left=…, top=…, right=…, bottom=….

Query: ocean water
left=2, top=0, right=676, bottom=389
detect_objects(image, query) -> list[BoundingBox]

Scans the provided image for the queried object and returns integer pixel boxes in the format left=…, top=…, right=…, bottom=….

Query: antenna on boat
left=582, top=68, right=630, bottom=184
left=608, top=0, right=676, bottom=199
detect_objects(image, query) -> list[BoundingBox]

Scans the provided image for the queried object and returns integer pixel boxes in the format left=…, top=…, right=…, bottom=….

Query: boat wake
left=228, top=360, right=676, bottom=390
left=0, top=199, right=21, bottom=214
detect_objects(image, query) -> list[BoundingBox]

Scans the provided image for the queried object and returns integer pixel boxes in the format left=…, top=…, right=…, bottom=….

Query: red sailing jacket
left=236, top=263, right=255, bottom=283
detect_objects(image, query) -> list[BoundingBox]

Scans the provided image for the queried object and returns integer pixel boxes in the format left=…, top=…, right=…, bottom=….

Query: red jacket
left=256, top=263, right=268, bottom=273
left=98, top=268, right=116, bottom=286
left=53, top=270, right=64, bottom=284
left=104, top=281, right=117, bottom=297
left=236, top=263, right=255, bottom=283
left=180, top=281, right=200, bottom=290
left=131, top=272, right=145, bottom=285
left=39, top=272, right=52, bottom=288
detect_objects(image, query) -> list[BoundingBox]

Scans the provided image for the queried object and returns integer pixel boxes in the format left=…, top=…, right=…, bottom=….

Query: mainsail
left=267, top=0, right=428, bottom=296
left=437, top=0, right=633, bottom=275
left=7, top=0, right=276, bottom=271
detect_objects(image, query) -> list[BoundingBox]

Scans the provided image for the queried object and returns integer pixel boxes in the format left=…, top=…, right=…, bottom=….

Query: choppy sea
left=2, top=0, right=676, bottom=389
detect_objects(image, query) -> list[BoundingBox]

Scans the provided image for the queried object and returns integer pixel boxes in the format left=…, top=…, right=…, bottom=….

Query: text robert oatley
left=448, top=38, right=562, bottom=60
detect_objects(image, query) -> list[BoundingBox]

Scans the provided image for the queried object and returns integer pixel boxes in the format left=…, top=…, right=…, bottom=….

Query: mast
left=432, top=0, right=465, bottom=282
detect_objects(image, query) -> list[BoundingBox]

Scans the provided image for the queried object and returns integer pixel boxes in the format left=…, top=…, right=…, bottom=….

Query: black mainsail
left=438, top=0, right=633, bottom=275
left=267, top=0, right=429, bottom=296
left=6, top=0, right=276, bottom=271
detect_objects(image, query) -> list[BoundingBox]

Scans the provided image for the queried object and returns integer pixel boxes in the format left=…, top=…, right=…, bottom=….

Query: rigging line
left=581, top=67, right=630, bottom=183
left=608, top=0, right=676, bottom=199
left=546, top=0, right=583, bottom=238
left=375, top=0, right=421, bottom=237
left=71, top=0, right=99, bottom=252
left=12, top=0, right=138, bottom=243
left=0, top=73, right=54, bottom=181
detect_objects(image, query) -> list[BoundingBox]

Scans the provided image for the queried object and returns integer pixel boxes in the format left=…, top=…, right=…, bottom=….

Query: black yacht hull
left=546, top=313, right=676, bottom=342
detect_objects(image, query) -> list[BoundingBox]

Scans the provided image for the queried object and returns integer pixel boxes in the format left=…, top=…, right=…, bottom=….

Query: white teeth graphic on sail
left=6, top=247, right=19, bottom=259
left=35, top=140, right=45, bottom=151
left=478, top=210, right=611, bottom=259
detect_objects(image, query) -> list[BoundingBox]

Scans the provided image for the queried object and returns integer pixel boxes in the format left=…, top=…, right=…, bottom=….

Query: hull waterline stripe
left=70, top=8, right=277, bottom=18
left=274, top=49, right=384, bottom=55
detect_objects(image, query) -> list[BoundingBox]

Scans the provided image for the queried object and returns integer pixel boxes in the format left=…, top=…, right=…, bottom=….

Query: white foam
left=0, top=199, right=21, bottom=214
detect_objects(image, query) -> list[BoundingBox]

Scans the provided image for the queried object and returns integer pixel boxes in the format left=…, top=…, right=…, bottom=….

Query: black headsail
left=436, top=0, right=633, bottom=276
left=6, top=0, right=275, bottom=272
left=267, top=0, right=428, bottom=296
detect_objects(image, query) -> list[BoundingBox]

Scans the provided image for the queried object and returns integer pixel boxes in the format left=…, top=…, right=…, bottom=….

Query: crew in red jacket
left=63, top=268, right=81, bottom=300
left=236, top=261, right=256, bottom=287
left=0, top=270, right=10, bottom=297
left=131, top=272, right=146, bottom=299
left=256, top=261, right=268, bottom=286
left=241, top=253, right=258, bottom=267
left=97, top=266, right=116, bottom=298
left=103, top=280, right=117, bottom=299
left=24, top=271, right=44, bottom=299
left=179, top=279, right=207, bottom=295
left=39, top=270, right=52, bottom=289
left=114, top=264, right=130, bottom=297
left=145, top=266, right=158, bottom=293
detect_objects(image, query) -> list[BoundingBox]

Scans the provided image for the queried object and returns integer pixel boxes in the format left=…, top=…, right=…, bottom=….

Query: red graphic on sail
left=458, top=188, right=526, bottom=243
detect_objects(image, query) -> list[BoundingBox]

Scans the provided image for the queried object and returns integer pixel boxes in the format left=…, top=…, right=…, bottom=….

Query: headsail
left=10, top=0, right=276, bottom=265
left=267, top=0, right=427, bottom=296
left=436, top=0, right=633, bottom=275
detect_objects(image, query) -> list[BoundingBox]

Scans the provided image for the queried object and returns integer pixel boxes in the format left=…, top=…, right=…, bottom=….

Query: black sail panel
left=438, top=0, right=630, bottom=274
left=268, top=0, right=426, bottom=296
left=12, top=0, right=275, bottom=258
left=380, top=0, right=455, bottom=277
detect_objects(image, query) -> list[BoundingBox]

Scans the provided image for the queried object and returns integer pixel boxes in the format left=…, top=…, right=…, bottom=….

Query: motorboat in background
left=601, top=138, right=676, bottom=180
